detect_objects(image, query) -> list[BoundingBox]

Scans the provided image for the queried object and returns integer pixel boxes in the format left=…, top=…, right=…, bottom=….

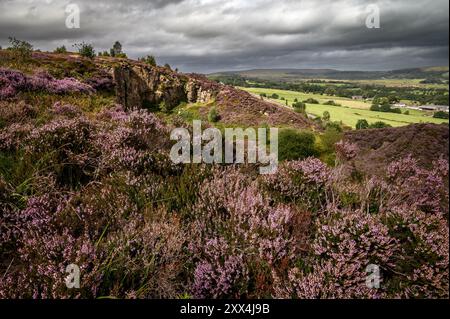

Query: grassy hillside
left=241, top=87, right=449, bottom=128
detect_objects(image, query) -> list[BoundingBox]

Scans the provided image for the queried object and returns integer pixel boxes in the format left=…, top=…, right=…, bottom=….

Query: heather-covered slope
left=0, top=51, right=449, bottom=299
left=341, top=123, right=449, bottom=176
left=1, top=51, right=317, bottom=130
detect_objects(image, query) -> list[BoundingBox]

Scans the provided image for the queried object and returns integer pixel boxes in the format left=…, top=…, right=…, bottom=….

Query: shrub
left=433, top=111, right=449, bottom=119
left=7, top=37, right=33, bottom=61
left=140, top=55, right=157, bottom=67
left=324, top=121, right=343, bottom=132
left=277, top=129, right=318, bottom=162
left=322, top=111, right=330, bottom=122
left=208, top=107, right=220, bottom=123
left=371, top=103, right=400, bottom=114
left=304, top=98, right=319, bottom=104
left=369, top=121, right=391, bottom=129
left=263, top=157, right=332, bottom=211
left=271, top=93, right=279, bottom=99
left=54, top=46, right=67, bottom=54
left=356, top=119, right=369, bottom=130
left=74, top=42, right=95, bottom=59
left=323, top=100, right=341, bottom=106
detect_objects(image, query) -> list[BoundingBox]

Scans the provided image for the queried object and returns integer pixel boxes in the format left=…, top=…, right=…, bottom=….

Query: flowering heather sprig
left=275, top=204, right=449, bottom=299
left=335, top=140, right=359, bottom=161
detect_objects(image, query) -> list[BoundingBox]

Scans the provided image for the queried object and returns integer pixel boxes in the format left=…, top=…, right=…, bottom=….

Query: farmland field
left=240, top=87, right=449, bottom=128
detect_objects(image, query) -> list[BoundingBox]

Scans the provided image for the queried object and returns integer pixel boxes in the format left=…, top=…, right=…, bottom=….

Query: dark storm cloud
left=0, top=0, right=448, bottom=73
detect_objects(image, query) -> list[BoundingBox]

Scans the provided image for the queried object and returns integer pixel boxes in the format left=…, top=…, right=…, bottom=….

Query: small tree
left=74, top=42, right=95, bottom=59
left=356, top=119, right=369, bottom=130
left=140, top=55, right=157, bottom=66
left=322, top=111, right=331, bottom=122
left=271, top=93, right=279, bottom=99
left=110, top=41, right=123, bottom=57
left=54, top=45, right=67, bottom=54
left=8, top=37, right=33, bottom=60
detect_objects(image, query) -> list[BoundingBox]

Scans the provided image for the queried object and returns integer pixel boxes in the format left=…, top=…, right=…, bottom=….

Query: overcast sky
left=0, top=0, right=448, bottom=73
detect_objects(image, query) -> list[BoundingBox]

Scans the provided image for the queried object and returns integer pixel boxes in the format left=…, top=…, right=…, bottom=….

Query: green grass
left=240, top=87, right=371, bottom=109
left=240, top=87, right=449, bottom=128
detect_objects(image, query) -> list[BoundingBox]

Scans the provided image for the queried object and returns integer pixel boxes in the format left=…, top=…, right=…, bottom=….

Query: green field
left=240, top=87, right=449, bottom=128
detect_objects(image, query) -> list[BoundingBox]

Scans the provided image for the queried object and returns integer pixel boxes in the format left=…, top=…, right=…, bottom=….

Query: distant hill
left=209, top=66, right=450, bottom=82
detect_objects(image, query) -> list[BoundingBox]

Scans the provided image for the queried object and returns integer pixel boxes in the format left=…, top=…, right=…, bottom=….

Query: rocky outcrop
left=113, top=63, right=221, bottom=110
left=112, top=62, right=316, bottom=130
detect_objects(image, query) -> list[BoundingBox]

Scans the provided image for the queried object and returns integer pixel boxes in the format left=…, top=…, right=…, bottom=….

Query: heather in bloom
left=26, top=116, right=99, bottom=186
left=52, top=102, right=82, bottom=118
left=0, top=68, right=95, bottom=99
left=189, top=167, right=311, bottom=298
left=385, top=155, right=449, bottom=215
left=335, top=140, right=359, bottom=162
left=263, top=157, right=332, bottom=211
left=0, top=53, right=448, bottom=300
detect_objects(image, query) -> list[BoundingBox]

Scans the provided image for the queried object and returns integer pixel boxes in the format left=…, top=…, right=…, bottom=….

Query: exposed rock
left=113, top=63, right=188, bottom=110
left=113, top=63, right=223, bottom=111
